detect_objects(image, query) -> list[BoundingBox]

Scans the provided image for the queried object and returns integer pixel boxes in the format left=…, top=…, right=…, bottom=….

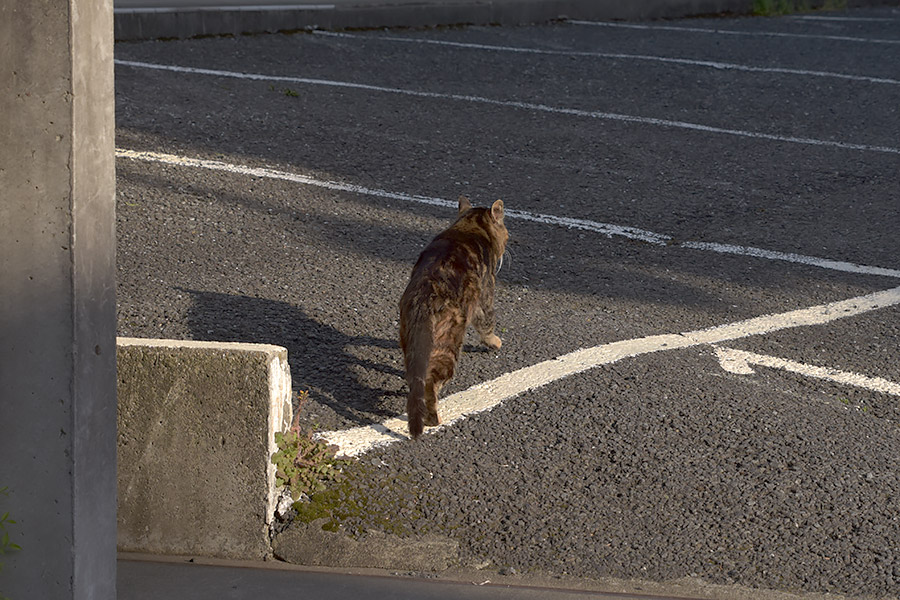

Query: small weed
left=273, top=396, right=424, bottom=538
left=268, top=84, right=300, bottom=97
left=271, top=391, right=350, bottom=501
left=752, top=0, right=795, bottom=15
left=0, top=487, right=20, bottom=562
left=752, top=0, right=844, bottom=15
left=1, top=486, right=21, bottom=600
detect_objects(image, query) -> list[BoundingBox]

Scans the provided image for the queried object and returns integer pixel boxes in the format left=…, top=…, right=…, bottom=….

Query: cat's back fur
left=399, top=196, right=509, bottom=438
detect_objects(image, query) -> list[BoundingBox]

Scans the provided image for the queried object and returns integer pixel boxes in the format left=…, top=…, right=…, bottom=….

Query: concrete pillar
left=0, top=0, right=117, bottom=598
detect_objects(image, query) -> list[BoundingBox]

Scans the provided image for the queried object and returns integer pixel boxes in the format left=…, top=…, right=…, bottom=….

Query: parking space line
left=681, top=241, right=900, bottom=280
left=320, top=285, right=900, bottom=456
left=114, top=60, right=900, bottom=155
left=714, top=345, right=900, bottom=396
left=314, top=31, right=900, bottom=86
left=116, top=148, right=900, bottom=280
left=568, top=20, right=900, bottom=45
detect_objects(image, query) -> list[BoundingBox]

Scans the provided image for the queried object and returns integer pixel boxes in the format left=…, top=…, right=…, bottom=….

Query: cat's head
left=457, top=195, right=509, bottom=253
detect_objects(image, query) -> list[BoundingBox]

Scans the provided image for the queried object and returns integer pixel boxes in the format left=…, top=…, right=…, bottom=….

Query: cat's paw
left=482, top=334, right=502, bottom=350
left=424, top=411, right=442, bottom=427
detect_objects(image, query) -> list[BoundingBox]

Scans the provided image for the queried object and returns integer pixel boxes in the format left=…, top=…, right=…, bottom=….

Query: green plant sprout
left=1, top=486, right=21, bottom=600
left=271, top=392, right=350, bottom=501
left=752, top=0, right=846, bottom=16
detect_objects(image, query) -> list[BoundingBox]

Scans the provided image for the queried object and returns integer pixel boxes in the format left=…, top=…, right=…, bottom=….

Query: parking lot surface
left=115, top=7, right=900, bottom=597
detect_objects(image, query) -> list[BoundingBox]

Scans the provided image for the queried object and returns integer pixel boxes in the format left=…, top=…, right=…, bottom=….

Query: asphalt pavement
left=115, top=5, right=900, bottom=599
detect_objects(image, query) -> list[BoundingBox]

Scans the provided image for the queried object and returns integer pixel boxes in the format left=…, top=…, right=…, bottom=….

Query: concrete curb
left=114, top=0, right=754, bottom=40
left=116, top=338, right=292, bottom=559
left=114, top=0, right=900, bottom=41
left=273, top=518, right=460, bottom=571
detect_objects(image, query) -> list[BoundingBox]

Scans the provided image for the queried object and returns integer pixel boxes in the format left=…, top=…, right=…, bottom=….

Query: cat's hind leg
left=425, top=350, right=457, bottom=427
left=424, top=379, right=442, bottom=427
left=426, top=312, right=465, bottom=428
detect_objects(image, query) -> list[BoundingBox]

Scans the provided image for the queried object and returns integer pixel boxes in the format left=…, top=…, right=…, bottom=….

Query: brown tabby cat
left=399, top=196, right=509, bottom=439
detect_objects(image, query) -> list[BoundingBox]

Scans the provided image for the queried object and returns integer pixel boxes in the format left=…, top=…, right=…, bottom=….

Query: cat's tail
left=404, top=314, right=432, bottom=439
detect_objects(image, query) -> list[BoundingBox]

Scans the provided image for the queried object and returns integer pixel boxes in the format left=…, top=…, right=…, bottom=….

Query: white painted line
left=320, top=285, right=900, bottom=456
left=504, top=209, right=670, bottom=245
left=681, top=241, right=900, bottom=280
left=714, top=345, right=900, bottom=396
left=115, top=148, right=900, bottom=280
left=114, top=59, right=900, bottom=155
left=314, top=30, right=900, bottom=86
left=116, top=148, right=457, bottom=207
left=114, top=148, right=668, bottom=244
left=568, top=19, right=900, bottom=45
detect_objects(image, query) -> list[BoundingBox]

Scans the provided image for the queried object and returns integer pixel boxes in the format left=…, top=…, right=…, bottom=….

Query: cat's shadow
left=180, top=288, right=403, bottom=427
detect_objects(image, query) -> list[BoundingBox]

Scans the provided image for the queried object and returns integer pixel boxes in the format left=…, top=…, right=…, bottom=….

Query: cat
left=399, top=195, right=509, bottom=439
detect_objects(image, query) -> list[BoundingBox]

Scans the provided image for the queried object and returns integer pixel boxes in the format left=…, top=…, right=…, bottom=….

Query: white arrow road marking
left=713, top=345, right=900, bottom=396
left=319, top=286, right=900, bottom=457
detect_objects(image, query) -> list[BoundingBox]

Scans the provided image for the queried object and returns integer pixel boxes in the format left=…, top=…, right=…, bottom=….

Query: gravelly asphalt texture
left=114, top=7, right=900, bottom=599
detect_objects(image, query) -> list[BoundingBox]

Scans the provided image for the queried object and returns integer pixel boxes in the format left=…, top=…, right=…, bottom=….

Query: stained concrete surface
left=117, top=338, right=292, bottom=559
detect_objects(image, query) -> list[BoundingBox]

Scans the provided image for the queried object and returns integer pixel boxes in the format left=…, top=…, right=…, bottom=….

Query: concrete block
left=116, top=338, right=292, bottom=559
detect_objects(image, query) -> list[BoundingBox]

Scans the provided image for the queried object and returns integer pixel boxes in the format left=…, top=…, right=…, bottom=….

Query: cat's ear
left=457, top=195, right=472, bottom=216
left=490, top=199, right=504, bottom=223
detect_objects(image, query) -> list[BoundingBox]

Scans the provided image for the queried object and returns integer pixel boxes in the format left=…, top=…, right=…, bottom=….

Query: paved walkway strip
left=114, top=60, right=900, bottom=155
left=320, top=285, right=900, bottom=456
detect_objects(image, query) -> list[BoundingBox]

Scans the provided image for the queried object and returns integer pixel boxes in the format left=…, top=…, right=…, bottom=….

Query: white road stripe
left=681, top=241, right=900, bottom=280
left=314, top=30, right=900, bottom=86
left=115, top=148, right=900, bottom=280
left=568, top=19, right=900, bottom=45
left=320, top=285, right=900, bottom=456
left=114, top=59, right=900, bottom=155
left=114, top=148, right=668, bottom=244
left=714, top=345, right=900, bottom=397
